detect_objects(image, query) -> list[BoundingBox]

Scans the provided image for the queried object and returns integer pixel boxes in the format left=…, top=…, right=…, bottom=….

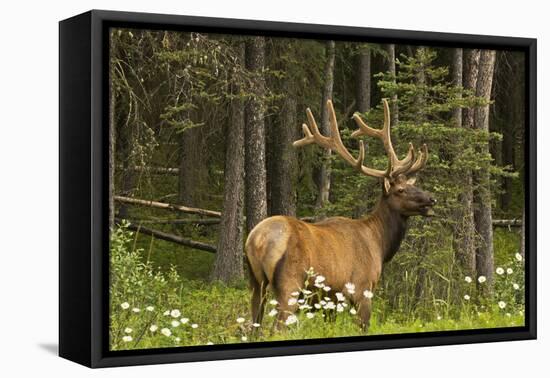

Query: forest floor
left=109, top=224, right=525, bottom=351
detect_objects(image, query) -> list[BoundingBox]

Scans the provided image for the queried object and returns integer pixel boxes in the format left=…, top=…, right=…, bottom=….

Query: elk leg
left=248, top=263, right=268, bottom=324
left=356, top=297, right=372, bottom=333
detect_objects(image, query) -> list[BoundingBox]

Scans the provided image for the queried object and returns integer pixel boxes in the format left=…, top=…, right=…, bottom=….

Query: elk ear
left=406, top=176, right=417, bottom=185
left=384, top=177, right=392, bottom=194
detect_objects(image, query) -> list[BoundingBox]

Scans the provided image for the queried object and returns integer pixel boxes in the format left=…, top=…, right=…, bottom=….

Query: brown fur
left=245, top=175, right=435, bottom=331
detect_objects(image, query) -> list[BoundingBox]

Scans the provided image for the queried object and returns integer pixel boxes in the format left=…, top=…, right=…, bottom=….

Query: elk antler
left=294, top=99, right=428, bottom=180
left=293, top=99, right=387, bottom=178
left=351, top=99, right=428, bottom=178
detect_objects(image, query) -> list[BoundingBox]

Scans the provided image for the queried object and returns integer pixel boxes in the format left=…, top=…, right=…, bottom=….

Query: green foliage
left=110, top=223, right=523, bottom=350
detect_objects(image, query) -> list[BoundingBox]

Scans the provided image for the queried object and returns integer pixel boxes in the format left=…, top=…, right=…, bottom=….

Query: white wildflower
left=132, top=307, right=141, bottom=313
left=323, top=286, right=331, bottom=292
left=324, top=301, right=336, bottom=310
left=288, top=297, right=298, bottom=306
left=314, top=303, right=321, bottom=309
left=299, top=304, right=312, bottom=310
left=149, top=325, right=158, bottom=332
left=513, top=283, right=520, bottom=290
left=291, top=291, right=300, bottom=297
left=268, top=309, right=278, bottom=317
left=306, top=312, right=315, bottom=319
left=336, top=303, right=344, bottom=312
left=498, top=301, right=506, bottom=309
left=170, top=309, right=181, bottom=318
left=478, top=276, right=487, bottom=283
left=180, top=318, right=189, bottom=324
left=335, top=292, right=346, bottom=302
left=236, top=317, right=245, bottom=324
left=161, top=328, right=172, bottom=337
left=191, top=324, right=198, bottom=329
left=241, top=336, right=248, bottom=342
left=496, top=267, right=504, bottom=275
left=350, top=308, right=357, bottom=315
left=506, top=268, right=513, bottom=275
left=285, top=315, right=298, bottom=325
left=171, top=320, right=180, bottom=328
left=252, top=323, right=260, bottom=328
left=345, top=282, right=356, bottom=294
left=163, top=310, right=170, bottom=316
left=269, top=299, right=278, bottom=306
left=363, top=289, right=374, bottom=299
left=464, top=276, right=472, bottom=283
left=302, top=289, right=312, bottom=295
left=315, top=275, right=325, bottom=284
left=320, top=300, right=327, bottom=306
left=124, top=327, right=132, bottom=334
left=175, top=337, right=181, bottom=343
left=146, top=306, right=154, bottom=312
left=206, top=341, right=214, bottom=345
left=515, top=253, right=523, bottom=262
left=506, top=313, right=511, bottom=317
left=314, top=282, right=325, bottom=289
left=122, top=335, right=133, bottom=342
left=437, top=315, right=442, bottom=320
left=464, top=295, right=470, bottom=301
left=120, top=302, right=130, bottom=310
left=298, top=299, right=305, bottom=304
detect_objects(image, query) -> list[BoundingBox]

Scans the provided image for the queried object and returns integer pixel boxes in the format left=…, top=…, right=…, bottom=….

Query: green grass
left=109, top=222, right=525, bottom=351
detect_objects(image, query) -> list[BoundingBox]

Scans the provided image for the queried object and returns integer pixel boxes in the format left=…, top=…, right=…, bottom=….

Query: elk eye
left=398, top=188, right=405, bottom=194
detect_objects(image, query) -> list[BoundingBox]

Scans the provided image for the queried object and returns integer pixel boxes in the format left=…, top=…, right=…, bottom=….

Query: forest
left=108, top=28, right=526, bottom=350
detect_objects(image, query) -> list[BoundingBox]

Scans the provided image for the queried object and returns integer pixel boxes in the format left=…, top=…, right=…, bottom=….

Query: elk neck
left=362, top=196, right=408, bottom=264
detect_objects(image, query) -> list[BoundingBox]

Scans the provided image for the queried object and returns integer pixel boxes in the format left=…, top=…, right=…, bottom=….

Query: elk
left=245, top=99, right=436, bottom=331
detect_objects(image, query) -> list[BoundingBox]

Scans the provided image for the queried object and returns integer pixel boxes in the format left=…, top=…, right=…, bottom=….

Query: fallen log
left=116, top=165, right=179, bottom=175
left=121, top=220, right=216, bottom=253
left=114, top=195, right=221, bottom=218
left=492, top=219, right=522, bottom=227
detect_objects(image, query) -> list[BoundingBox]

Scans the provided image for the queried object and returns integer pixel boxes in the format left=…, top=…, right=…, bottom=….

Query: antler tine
left=406, top=144, right=429, bottom=176
left=351, top=99, right=424, bottom=178
left=293, top=100, right=387, bottom=179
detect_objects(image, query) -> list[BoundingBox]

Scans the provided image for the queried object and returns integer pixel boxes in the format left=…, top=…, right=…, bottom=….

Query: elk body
left=245, top=99, right=436, bottom=331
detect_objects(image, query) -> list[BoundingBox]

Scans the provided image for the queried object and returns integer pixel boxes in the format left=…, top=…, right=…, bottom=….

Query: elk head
left=294, top=98, right=435, bottom=218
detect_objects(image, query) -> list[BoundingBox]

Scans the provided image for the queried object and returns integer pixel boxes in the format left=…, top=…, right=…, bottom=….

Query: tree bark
left=178, top=125, right=205, bottom=207
left=316, top=40, right=336, bottom=209
left=244, top=36, right=268, bottom=233
left=384, top=44, right=399, bottom=125
left=453, top=49, right=480, bottom=277
left=270, top=68, right=298, bottom=216
left=356, top=46, right=371, bottom=113
left=473, top=49, right=497, bottom=291
left=451, top=48, right=463, bottom=127
left=212, top=41, right=246, bottom=283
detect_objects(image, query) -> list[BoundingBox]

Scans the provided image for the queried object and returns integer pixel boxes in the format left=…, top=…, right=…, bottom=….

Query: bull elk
left=245, top=99, right=435, bottom=331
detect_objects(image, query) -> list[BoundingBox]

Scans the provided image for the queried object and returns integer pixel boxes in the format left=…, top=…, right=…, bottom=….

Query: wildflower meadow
left=110, top=221, right=524, bottom=350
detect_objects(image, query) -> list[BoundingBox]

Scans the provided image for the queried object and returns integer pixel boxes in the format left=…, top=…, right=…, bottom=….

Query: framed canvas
left=59, top=9, right=537, bottom=368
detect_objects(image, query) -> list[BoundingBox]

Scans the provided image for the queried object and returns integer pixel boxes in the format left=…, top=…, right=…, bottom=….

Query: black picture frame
left=59, top=9, right=537, bottom=368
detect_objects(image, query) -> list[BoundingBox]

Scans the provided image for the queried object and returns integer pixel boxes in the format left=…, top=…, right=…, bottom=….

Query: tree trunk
left=316, top=40, right=336, bottom=209
left=178, top=124, right=205, bottom=207
left=109, top=31, right=116, bottom=229
left=451, top=48, right=463, bottom=127
left=454, top=49, right=480, bottom=277
left=473, top=49, right=496, bottom=292
left=212, top=42, right=246, bottom=283
left=270, top=71, right=298, bottom=216
left=356, top=46, right=371, bottom=113
left=384, top=44, right=398, bottom=125
left=244, top=36, right=268, bottom=233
